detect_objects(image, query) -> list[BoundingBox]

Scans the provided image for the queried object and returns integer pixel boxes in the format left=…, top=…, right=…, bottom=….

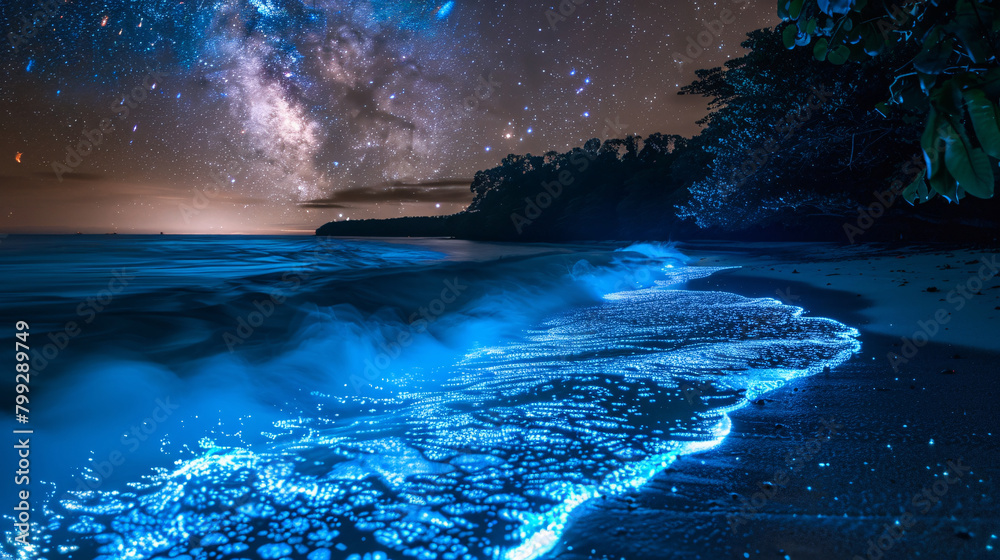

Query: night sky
left=0, top=0, right=777, bottom=234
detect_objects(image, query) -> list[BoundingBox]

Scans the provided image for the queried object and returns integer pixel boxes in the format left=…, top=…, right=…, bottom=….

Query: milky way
left=0, top=0, right=778, bottom=233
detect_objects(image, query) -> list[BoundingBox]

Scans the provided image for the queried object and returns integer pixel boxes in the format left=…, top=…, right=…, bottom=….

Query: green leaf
left=950, top=22, right=992, bottom=64
left=862, top=25, right=884, bottom=55
left=942, top=121, right=995, bottom=198
left=913, top=29, right=954, bottom=75
left=921, top=108, right=943, bottom=179
left=778, top=0, right=792, bottom=20
left=828, top=44, right=851, bottom=64
left=963, top=88, right=1000, bottom=159
left=947, top=0, right=995, bottom=64
left=917, top=73, right=936, bottom=95
left=806, top=17, right=817, bottom=35
left=847, top=26, right=863, bottom=44
left=814, top=37, right=829, bottom=61
left=789, top=0, right=804, bottom=19
left=902, top=169, right=928, bottom=204
left=917, top=171, right=934, bottom=202
left=818, top=0, right=853, bottom=16
left=928, top=167, right=959, bottom=200
left=982, top=68, right=1000, bottom=100
left=782, top=25, right=798, bottom=49
left=852, top=0, right=868, bottom=11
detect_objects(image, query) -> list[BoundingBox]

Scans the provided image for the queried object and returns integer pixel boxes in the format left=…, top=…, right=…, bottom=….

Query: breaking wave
left=0, top=237, right=859, bottom=560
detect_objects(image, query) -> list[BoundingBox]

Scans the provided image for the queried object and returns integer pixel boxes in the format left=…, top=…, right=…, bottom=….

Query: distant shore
left=315, top=210, right=1000, bottom=244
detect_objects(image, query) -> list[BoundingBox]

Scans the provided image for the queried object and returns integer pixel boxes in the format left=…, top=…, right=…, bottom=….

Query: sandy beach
left=556, top=243, right=999, bottom=560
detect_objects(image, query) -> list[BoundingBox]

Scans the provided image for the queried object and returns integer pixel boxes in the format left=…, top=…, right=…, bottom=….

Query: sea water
left=0, top=236, right=859, bottom=560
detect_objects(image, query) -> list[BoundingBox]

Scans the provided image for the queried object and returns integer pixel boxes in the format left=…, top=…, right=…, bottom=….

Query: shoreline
left=552, top=243, right=999, bottom=560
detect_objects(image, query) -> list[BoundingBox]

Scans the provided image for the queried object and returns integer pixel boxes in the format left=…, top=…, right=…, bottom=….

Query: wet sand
left=555, top=243, right=1000, bottom=560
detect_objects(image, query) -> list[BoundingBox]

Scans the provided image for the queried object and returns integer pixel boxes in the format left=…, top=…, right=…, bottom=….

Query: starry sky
left=0, top=0, right=778, bottom=234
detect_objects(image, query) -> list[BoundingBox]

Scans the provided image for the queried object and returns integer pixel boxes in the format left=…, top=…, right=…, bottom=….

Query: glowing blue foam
left=37, top=264, right=859, bottom=560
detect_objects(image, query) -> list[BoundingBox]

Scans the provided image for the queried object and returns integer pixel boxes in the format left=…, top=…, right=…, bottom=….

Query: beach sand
left=554, top=243, right=999, bottom=560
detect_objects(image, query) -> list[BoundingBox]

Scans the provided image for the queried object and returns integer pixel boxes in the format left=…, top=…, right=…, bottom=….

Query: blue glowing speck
left=436, top=1, right=455, bottom=19
left=583, top=112, right=590, bottom=118
left=176, top=93, right=181, bottom=99
left=26, top=59, right=34, bottom=72
left=570, top=69, right=576, bottom=76
left=527, top=128, right=533, bottom=134
left=485, top=146, right=491, bottom=152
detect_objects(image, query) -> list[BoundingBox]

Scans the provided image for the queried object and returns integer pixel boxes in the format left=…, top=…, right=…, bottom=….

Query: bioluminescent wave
left=1, top=238, right=859, bottom=560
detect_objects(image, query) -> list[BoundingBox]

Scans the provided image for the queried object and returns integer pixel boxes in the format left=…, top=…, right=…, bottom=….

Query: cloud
left=299, top=178, right=473, bottom=208
left=31, top=171, right=106, bottom=182
left=299, top=201, right=350, bottom=209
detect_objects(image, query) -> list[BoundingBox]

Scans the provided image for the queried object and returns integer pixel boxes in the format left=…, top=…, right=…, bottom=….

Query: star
left=0, top=0, right=775, bottom=233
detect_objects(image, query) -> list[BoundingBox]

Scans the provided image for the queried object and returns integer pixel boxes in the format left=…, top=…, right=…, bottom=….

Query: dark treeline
left=318, top=27, right=1000, bottom=242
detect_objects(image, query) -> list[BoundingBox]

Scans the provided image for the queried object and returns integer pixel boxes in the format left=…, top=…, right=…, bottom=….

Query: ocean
left=0, top=236, right=860, bottom=560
